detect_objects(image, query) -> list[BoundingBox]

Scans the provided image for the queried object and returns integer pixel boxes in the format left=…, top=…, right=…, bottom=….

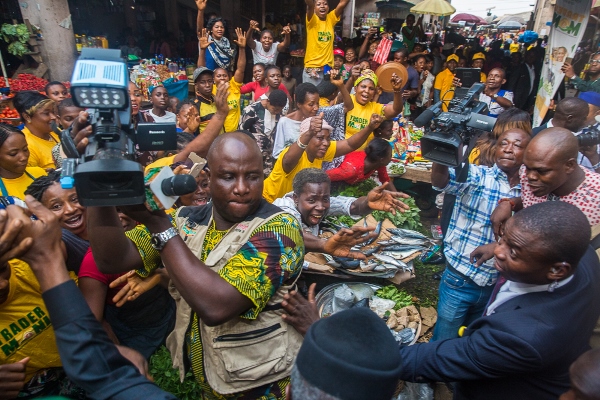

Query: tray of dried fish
left=323, top=216, right=436, bottom=278
left=315, top=282, right=421, bottom=345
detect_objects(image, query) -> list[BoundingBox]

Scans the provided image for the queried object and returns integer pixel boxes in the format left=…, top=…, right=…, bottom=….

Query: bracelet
left=593, top=161, right=600, bottom=170
left=394, top=90, right=402, bottom=93
left=498, top=198, right=515, bottom=210
left=296, top=138, right=308, bottom=149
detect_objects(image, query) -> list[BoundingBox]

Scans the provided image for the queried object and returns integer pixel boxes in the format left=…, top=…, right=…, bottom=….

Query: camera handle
left=61, top=128, right=80, bottom=159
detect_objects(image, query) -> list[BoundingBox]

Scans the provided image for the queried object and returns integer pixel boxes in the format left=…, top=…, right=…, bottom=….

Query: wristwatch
left=492, top=93, right=499, bottom=99
left=151, top=227, right=178, bottom=251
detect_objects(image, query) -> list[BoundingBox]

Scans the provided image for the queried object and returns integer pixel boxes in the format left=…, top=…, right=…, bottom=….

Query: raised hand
left=367, top=113, right=384, bottom=130
left=0, top=210, right=33, bottom=267
left=351, top=64, right=362, bottom=79
left=329, top=69, right=344, bottom=87
left=198, top=28, right=212, bottom=50
left=249, top=20, right=260, bottom=32
left=367, top=26, right=378, bottom=37
left=109, top=271, right=162, bottom=307
left=282, top=24, right=292, bottom=35
left=195, top=0, right=207, bottom=10
left=391, top=72, right=403, bottom=91
left=215, top=81, right=231, bottom=115
left=323, top=226, right=378, bottom=260
left=309, top=112, right=324, bottom=135
left=366, top=182, right=410, bottom=215
left=281, top=283, right=319, bottom=336
left=560, top=62, right=575, bottom=78
left=233, top=27, right=246, bottom=48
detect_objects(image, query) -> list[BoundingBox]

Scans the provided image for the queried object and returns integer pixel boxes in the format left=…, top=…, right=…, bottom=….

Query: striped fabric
left=373, top=37, right=393, bottom=65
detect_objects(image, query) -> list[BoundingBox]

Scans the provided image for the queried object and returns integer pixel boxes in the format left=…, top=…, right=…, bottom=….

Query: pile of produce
left=0, top=106, right=19, bottom=120
left=327, top=283, right=420, bottom=344
left=4, top=74, right=48, bottom=92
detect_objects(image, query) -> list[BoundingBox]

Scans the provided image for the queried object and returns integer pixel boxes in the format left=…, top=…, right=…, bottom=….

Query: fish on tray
left=387, top=228, right=429, bottom=240
left=373, top=253, right=409, bottom=269
left=390, top=236, right=430, bottom=246
left=380, top=248, right=422, bottom=260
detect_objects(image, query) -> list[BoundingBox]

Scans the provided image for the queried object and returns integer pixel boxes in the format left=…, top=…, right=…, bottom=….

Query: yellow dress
left=22, top=127, right=60, bottom=169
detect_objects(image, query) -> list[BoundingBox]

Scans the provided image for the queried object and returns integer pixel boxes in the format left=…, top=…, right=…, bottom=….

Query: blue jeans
left=431, top=267, right=494, bottom=341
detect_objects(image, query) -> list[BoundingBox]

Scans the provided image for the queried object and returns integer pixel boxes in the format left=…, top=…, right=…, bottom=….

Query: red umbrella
left=451, top=13, right=488, bottom=24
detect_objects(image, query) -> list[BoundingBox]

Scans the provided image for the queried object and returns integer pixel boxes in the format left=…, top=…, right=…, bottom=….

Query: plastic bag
left=396, top=382, right=434, bottom=400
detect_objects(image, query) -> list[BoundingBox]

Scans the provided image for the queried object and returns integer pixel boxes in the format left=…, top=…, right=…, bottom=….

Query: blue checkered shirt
left=434, top=164, right=521, bottom=286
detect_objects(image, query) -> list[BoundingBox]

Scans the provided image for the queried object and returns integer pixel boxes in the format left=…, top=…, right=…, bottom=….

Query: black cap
left=295, top=308, right=403, bottom=400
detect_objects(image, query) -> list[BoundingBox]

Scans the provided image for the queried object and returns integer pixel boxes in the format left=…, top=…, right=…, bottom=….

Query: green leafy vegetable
left=325, top=215, right=358, bottom=227
left=372, top=197, right=422, bottom=230
left=331, top=179, right=378, bottom=198
left=149, top=346, right=203, bottom=399
left=1, top=23, right=31, bottom=57
left=388, top=164, right=405, bottom=175
left=375, top=285, right=413, bottom=310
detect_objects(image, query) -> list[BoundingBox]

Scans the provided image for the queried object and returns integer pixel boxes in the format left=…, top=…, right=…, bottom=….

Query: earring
left=548, top=280, right=559, bottom=293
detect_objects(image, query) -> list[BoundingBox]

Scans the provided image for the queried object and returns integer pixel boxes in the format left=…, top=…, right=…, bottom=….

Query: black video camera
left=414, top=83, right=497, bottom=167
left=578, top=124, right=600, bottom=147
left=61, top=48, right=177, bottom=207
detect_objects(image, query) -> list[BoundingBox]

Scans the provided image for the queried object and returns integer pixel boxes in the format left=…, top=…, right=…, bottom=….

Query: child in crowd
left=45, top=81, right=69, bottom=102
left=141, top=86, right=176, bottom=123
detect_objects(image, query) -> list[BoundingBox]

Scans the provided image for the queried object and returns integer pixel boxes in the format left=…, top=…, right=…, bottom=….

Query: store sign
left=533, top=0, right=591, bottom=127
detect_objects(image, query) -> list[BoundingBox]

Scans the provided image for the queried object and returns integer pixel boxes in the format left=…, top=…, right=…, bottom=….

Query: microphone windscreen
left=161, top=174, right=198, bottom=196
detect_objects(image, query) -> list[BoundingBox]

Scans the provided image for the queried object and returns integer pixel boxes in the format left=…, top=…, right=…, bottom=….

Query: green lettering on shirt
left=18, top=318, right=30, bottom=330
left=32, top=316, right=50, bottom=334
left=318, top=31, right=331, bottom=42
left=9, top=323, right=21, bottom=335
left=33, top=307, right=45, bottom=319
left=1, top=339, right=18, bottom=357
left=0, top=329, right=12, bottom=342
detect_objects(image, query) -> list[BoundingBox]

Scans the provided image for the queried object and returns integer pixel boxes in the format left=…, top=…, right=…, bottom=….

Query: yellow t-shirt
left=22, top=127, right=60, bottom=169
left=305, top=11, right=340, bottom=68
left=196, top=98, right=219, bottom=135
left=263, top=141, right=337, bottom=202
left=0, top=167, right=46, bottom=200
left=212, top=77, right=243, bottom=133
left=345, top=95, right=386, bottom=151
left=468, top=147, right=480, bottom=164
left=0, top=260, right=62, bottom=381
left=510, top=43, right=520, bottom=53
left=144, top=155, right=176, bottom=174
left=434, top=68, right=455, bottom=112
left=480, top=72, right=487, bottom=83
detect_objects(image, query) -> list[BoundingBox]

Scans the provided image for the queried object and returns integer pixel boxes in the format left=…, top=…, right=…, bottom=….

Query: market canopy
left=497, top=20, right=524, bottom=29
left=410, top=0, right=456, bottom=16
left=451, top=13, right=488, bottom=24
left=496, top=13, right=528, bottom=25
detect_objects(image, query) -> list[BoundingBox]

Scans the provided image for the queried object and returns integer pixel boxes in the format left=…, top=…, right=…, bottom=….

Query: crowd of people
left=1, top=0, right=600, bottom=399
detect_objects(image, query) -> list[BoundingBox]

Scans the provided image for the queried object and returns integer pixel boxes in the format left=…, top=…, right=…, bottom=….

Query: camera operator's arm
left=484, top=86, right=513, bottom=109
left=431, top=162, right=450, bottom=189
left=174, top=82, right=230, bottom=162
left=88, top=207, right=144, bottom=274
left=580, top=144, right=600, bottom=172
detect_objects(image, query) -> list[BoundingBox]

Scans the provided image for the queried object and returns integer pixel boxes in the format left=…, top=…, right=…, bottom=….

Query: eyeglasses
left=590, top=59, right=600, bottom=64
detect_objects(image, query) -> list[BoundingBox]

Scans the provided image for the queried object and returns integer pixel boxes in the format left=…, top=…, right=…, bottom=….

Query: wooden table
left=390, top=166, right=432, bottom=184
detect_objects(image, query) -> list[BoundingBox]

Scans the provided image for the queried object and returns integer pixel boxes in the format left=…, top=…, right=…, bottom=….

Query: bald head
left=528, top=127, right=578, bottom=162
left=553, top=97, right=589, bottom=132
left=207, top=131, right=262, bottom=167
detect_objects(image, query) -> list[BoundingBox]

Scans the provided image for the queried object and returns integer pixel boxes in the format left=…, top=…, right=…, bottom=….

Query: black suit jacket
left=508, top=63, right=539, bottom=111
left=399, top=246, right=600, bottom=400
left=531, top=122, right=549, bottom=137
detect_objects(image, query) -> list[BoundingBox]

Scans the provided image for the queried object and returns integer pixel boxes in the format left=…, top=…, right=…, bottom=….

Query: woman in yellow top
left=344, top=69, right=404, bottom=151
left=303, top=0, right=351, bottom=86
left=263, top=112, right=383, bottom=202
left=13, top=91, right=60, bottom=169
left=0, top=123, right=46, bottom=199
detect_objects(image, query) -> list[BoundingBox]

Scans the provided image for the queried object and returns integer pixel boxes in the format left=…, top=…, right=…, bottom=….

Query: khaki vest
left=166, top=202, right=304, bottom=394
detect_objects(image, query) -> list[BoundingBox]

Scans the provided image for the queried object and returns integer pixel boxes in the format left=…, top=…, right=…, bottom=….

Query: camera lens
left=577, top=131, right=600, bottom=147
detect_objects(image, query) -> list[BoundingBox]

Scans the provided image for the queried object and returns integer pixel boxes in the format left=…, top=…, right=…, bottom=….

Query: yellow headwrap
left=25, top=98, right=55, bottom=117
left=354, top=69, right=378, bottom=87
